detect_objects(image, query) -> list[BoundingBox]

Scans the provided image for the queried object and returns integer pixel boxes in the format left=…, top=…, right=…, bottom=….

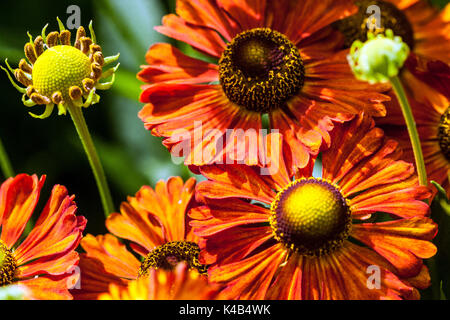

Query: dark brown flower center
left=334, top=0, right=414, bottom=49
left=269, top=178, right=352, bottom=257
left=138, top=241, right=208, bottom=277
left=438, top=107, right=450, bottom=160
left=219, top=28, right=305, bottom=113
left=0, top=240, right=17, bottom=287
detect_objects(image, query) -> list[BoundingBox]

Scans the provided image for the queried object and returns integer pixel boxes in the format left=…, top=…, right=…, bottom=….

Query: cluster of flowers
left=1, top=0, right=450, bottom=300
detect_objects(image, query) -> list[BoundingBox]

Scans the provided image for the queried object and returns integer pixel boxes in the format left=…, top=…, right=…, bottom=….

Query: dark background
left=0, top=0, right=448, bottom=236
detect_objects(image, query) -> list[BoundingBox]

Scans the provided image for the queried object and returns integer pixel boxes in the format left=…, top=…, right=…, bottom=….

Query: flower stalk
left=67, top=102, right=115, bottom=216
left=390, top=76, right=428, bottom=186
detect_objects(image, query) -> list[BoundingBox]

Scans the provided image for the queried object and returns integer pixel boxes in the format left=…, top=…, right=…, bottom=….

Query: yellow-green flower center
left=334, top=0, right=414, bottom=49
left=0, top=240, right=17, bottom=287
left=438, top=107, right=450, bottom=160
left=32, top=45, right=92, bottom=101
left=219, top=28, right=305, bottom=113
left=269, top=178, right=352, bottom=256
left=138, top=241, right=208, bottom=277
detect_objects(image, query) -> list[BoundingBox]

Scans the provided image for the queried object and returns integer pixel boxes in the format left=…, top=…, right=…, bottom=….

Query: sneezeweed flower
left=0, top=174, right=87, bottom=300
left=72, top=177, right=209, bottom=300
left=1, top=18, right=120, bottom=217
left=334, top=0, right=450, bottom=64
left=190, top=114, right=437, bottom=300
left=1, top=18, right=119, bottom=119
left=138, top=0, right=390, bottom=170
left=99, top=262, right=220, bottom=300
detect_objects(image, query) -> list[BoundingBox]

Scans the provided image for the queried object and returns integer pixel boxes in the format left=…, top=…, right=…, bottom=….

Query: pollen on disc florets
left=0, top=240, right=17, bottom=287
left=219, top=28, right=305, bottom=113
left=138, top=241, right=208, bottom=277
left=269, top=178, right=352, bottom=257
left=334, top=0, right=415, bottom=50
left=438, top=107, right=450, bottom=161
left=1, top=17, right=120, bottom=119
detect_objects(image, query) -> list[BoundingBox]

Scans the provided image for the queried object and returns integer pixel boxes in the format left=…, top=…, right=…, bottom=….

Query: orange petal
left=14, top=185, right=86, bottom=266
left=0, top=174, right=45, bottom=248
left=352, top=217, right=437, bottom=277
left=197, top=164, right=276, bottom=203
left=155, top=14, right=226, bottom=58
left=176, top=0, right=240, bottom=41
left=80, top=234, right=141, bottom=280
left=218, top=0, right=266, bottom=30
left=208, top=243, right=286, bottom=300
left=138, top=43, right=219, bottom=85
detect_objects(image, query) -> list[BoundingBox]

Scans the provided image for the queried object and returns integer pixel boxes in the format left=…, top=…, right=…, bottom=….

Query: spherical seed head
left=32, top=45, right=92, bottom=101
left=270, top=178, right=351, bottom=256
left=219, top=28, right=304, bottom=113
left=348, top=30, right=410, bottom=84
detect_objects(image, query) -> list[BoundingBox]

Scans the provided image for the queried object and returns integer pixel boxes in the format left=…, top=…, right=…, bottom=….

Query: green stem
left=67, top=103, right=115, bottom=217
left=390, top=76, right=428, bottom=186
left=0, top=136, right=14, bottom=179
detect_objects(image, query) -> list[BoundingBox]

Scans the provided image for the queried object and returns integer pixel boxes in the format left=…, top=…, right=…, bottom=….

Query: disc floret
left=269, top=178, right=352, bottom=257
left=1, top=18, right=120, bottom=119
left=138, top=241, right=208, bottom=277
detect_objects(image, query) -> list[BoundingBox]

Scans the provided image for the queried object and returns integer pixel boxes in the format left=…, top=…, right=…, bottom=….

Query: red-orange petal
left=138, top=43, right=219, bottom=85
left=352, top=217, right=437, bottom=277
left=0, top=174, right=45, bottom=248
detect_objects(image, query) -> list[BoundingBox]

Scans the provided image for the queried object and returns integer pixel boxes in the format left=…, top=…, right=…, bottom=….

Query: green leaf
left=429, top=181, right=450, bottom=299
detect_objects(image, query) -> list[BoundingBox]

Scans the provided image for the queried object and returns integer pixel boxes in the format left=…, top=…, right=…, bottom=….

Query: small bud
left=80, top=37, right=92, bottom=54
left=30, top=93, right=51, bottom=105
left=19, top=59, right=33, bottom=74
left=46, top=31, right=59, bottom=47
left=51, top=91, right=64, bottom=105
left=69, top=86, right=83, bottom=100
left=347, top=30, right=410, bottom=84
left=93, top=51, right=104, bottom=66
left=14, top=69, right=32, bottom=86
left=75, top=27, right=86, bottom=49
left=82, top=78, right=95, bottom=92
left=24, top=43, right=37, bottom=64
left=59, top=30, right=72, bottom=46
left=34, top=36, right=45, bottom=57
left=90, top=62, right=102, bottom=80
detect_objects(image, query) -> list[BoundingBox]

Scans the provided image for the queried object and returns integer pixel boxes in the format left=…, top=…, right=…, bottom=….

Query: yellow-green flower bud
left=347, top=29, right=410, bottom=84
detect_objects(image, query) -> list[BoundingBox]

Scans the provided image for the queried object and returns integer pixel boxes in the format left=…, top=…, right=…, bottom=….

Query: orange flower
left=0, top=174, right=87, bottom=300
left=99, top=262, right=220, bottom=300
left=138, top=0, right=389, bottom=170
left=190, top=114, right=437, bottom=300
left=72, top=177, right=213, bottom=300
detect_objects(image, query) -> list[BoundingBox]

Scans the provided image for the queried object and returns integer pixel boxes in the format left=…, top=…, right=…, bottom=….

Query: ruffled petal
left=197, top=164, right=276, bottom=203
left=208, top=244, right=286, bottom=300
left=79, top=234, right=141, bottom=280
left=14, top=185, right=86, bottom=266
left=218, top=0, right=267, bottom=30
left=176, top=0, right=240, bottom=41
left=138, top=43, right=219, bottom=85
left=352, top=217, right=437, bottom=277
left=155, top=14, right=226, bottom=58
left=0, top=174, right=45, bottom=248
